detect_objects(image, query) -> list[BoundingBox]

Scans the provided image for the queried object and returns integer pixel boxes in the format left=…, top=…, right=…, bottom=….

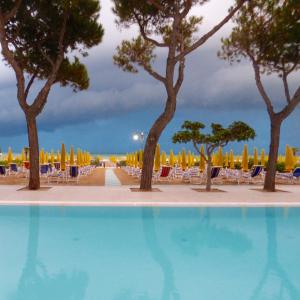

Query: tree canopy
left=172, top=120, right=255, bottom=154
left=1, top=0, right=104, bottom=103
left=219, top=0, right=300, bottom=115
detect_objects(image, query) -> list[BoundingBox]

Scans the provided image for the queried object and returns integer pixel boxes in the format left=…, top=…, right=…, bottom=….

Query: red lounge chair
left=153, top=166, right=172, bottom=182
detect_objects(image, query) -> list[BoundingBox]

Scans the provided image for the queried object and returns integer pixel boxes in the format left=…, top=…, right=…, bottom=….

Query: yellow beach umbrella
left=242, top=145, right=249, bottom=171
left=51, top=150, right=55, bottom=166
left=253, top=148, right=258, bottom=165
left=199, top=145, right=206, bottom=172
left=139, top=150, right=143, bottom=168
left=285, top=145, right=295, bottom=171
left=169, top=150, right=175, bottom=167
left=224, top=152, right=229, bottom=168
left=154, top=144, right=161, bottom=172
left=230, top=150, right=235, bottom=169
left=21, top=148, right=26, bottom=162
left=187, top=151, right=192, bottom=168
left=61, top=143, right=66, bottom=171
left=181, top=149, right=187, bottom=171
left=40, top=149, right=45, bottom=164
left=45, top=152, right=49, bottom=163
left=78, top=149, right=83, bottom=167
left=217, top=146, right=223, bottom=166
left=177, top=152, right=181, bottom=166
left=7, top=147, right=13, bottom=164
left=134, top=151, right=138, bottom=168
left=260, top=149, right=265, bottom=166
left=70, top=146, right=75, bottom=165
left=161, top=151, right=167, bottom=165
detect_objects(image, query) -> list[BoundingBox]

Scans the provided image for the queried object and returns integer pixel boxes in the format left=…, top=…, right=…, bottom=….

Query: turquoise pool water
left=0, top=206, right=299, bottom=300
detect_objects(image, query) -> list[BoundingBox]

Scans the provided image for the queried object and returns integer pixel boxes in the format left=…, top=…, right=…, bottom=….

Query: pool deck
left=0, top=184, right=300, bottom=207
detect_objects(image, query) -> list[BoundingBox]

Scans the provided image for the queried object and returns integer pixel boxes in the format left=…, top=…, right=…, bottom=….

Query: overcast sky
left=0, top=0, right=299, bottom=154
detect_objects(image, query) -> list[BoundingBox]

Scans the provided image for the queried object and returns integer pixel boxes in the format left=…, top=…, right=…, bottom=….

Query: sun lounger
left=239, top=165, right=264, bottom=184
left=153, top=166, right=173, bottom=182
left=277, top=167, right=300, bottom=183
left=0, top=165, right=6, bottom=176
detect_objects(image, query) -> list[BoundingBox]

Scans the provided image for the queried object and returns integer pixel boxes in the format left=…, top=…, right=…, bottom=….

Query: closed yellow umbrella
left=7, top=147, right=13, bottom=164
left=253, top=148, right=258, bottom=165
left=57, top=151, right=61, bottom=162
left=242, top=144, right=249, bottom=171
left=187, top=151, right=192, bottom=168
left=177, top=152, right=181, bottom=166
left=51, top=150, right=55, bottom=166
left=61, top=143, right=66, bottom=171
left=217, top=146, right=223, bottom=166
left=154, top=144, right=161, bottom=171
left=224, top=152, right=229, bottom=168
left=69, top=146, right=75, bottom=165
left=181, top=149, right=187, bottom=171
left=260, top=149, right=265, bottom=166
left=45, top=152, right=49, bottom=163
left=134, top=151, right=138, bottom=168
left=139, top=150, right=143, bottom=168
left=169, top=150, right=175, bottom=167
left=40, top=149, right=45, bottom=164
left=199, top=145, right=206, bottom=172
left=21, top=148, right=26, bottom=162
left=77, top=149, right=82, bottom=167
left=161, top=151, right=167, bottom=165
left=212, top=153, right=217, bottom=166
left=285, top=145, right=295, bottom=171
left=230, top=149, right=235, bottom=169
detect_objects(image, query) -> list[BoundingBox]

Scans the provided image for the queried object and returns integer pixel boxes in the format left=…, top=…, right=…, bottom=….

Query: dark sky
left=0, top=1, right=299, bottom=154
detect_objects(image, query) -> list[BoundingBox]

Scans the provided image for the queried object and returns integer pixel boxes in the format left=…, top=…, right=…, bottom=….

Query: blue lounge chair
left=239, top=165, right=264, bottom=184
left=277, top=167, right=300, bottom=183
left=211, top=166, right=221, bottom=179
left=68, top=166, right=79, bottom=183
left=0, top=165, right=6, bottom=176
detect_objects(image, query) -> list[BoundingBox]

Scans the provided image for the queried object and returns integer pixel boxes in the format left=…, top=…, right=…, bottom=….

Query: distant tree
left=113, top=0, right=248, bottom=191
left=172, top=120, right=255, bottom=191
left=219, top=0, right=300, bottom=191
left=0, top=0, right=104, bottom=189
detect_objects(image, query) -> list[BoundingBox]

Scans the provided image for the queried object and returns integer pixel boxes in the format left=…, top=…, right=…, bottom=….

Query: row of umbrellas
left=126, top=144, right=298, bottom=172
left=4, top=144, right=92, bottom=169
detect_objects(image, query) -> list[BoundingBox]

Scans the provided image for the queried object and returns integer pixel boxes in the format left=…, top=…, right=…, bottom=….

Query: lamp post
left=132, top=131, right=146, bottom=147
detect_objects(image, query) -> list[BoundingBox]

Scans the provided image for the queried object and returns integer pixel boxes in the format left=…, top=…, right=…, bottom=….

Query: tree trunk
left=140, top=97, right=176, bottom=190
left=26, top=114, right=40, bottom=190
left=206, top=154, right=212, bottom=192
left=264, top=118, right=282, bottom=192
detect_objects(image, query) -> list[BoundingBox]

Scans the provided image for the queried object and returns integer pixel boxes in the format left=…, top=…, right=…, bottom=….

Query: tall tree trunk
left=140, top=97, right=176, bottom=190
left=206, top=154, right=212, bottom=192
left=26, top=114, right=40, bottom=190
left=264, top=117, right=282, bottom=192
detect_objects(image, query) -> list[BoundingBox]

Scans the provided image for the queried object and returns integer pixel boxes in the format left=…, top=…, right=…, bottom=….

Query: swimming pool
left=0, top=206, right=299, bottom=300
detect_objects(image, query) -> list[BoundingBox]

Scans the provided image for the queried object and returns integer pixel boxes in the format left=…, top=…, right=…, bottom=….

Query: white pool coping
left=0, top=184, right=300, bottom=207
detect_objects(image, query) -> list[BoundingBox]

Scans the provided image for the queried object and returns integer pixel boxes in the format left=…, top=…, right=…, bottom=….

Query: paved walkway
left=104, top=168, right=121, bottom=186
left=0, top=185, right=300, bottom=207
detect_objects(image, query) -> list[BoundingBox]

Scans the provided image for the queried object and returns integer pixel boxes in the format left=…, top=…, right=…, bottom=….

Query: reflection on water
left=251, top=208, right=300, bottom=300
left=172, top=208, right=252, bottom=256
left=10, top=207, right=89, bottom=300
left=142, top=208, right=180, bottom=300
left=1, top=206, right=300, bottom=300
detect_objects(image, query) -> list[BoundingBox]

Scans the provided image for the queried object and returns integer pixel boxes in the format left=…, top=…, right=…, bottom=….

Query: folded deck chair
left=40, top=164, right=49, bottom=180
left=153, top=166, right=172, bottom=182
left=277, top=167, right=300, bottom=183
left=0, top=165, right=6, bottom=176
left=9, top=163, right=18, bottom=175
left=68, top=165, right=79, bottom=183
left=239, top=165, right=264, bottom=184
left=211, top=166, right=221, bottom=179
